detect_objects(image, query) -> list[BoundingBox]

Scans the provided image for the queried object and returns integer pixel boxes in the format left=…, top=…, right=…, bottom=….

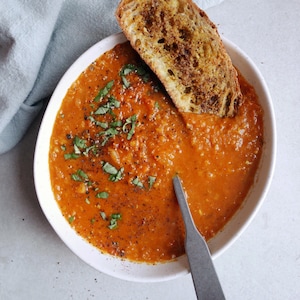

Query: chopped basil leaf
left=120, top=64, right=150, bottom=88
left=78, top=169, right=88, bottom=179
left=102, top=162, right=124, bottom=182
left=132, top=177, right=144, bottom=188
left=71, top=136, right=87, bottom=155
left=97, top=119, right=123, bottom=146
left=99, top=127, right=119, bottom=137
left=99, top=127, right=119, bottom=146
left=123, top=114, right=137, bottom=140
left=73, top=144, right=81, bottom=154
left=60, top=144, right=66, bottom=151
left=102, top=162, right=118, bottom=175
left=100, top=211, right=106, bottom=220
left=83, top=144, right=97, bottom=156
left=90, top=218, right=96, bottom=224
left=111, top=213, right=121, bottom=220
left=120, top=64, right=136, bottom=76
left=119, top=64, right=135, bottom=88
left=127, top=118, right=136, bottom=140
left=64, top=153, right=80, bottom=160
left=73, top=136, right=87, bottom=149
left=87, top=116, right=108, bottom=128
left=101, top=136, right=110, bottom=146
left=108, top=213, right=121, bottom=230
left=68, top=215, right=75, bottom=224
left=96, top=191, right=109, bottom=199
left=94, top=96, right=120, bottom=115
left=108, top=219, right=118, bottom=230
left=71, top=169, right=88, bottom=182
left=110, top=120, right=123, bottom=128
left=121, top=76, right=130, bottom=88
left=107, top=96, right=120, bottom=108
left=94, top=80, right=114, bottom=102
left=120, top=64, right=149, bottom=80
left=148, top=176, right=156, bottom=189
left=98, top=121, right=109, bottom=129
left=94, top=105, right=110, bottom=115
left=110, top=168, right=124, bottom=182
left=71, top=173, right=81, bottom=181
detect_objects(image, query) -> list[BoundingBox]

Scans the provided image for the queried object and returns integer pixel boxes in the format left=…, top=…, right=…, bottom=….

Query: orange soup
left=49, top=42, right=263, bottom=263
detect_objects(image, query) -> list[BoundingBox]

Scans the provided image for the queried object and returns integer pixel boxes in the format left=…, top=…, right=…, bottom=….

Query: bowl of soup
left=34, top=32, right=276, bottom=282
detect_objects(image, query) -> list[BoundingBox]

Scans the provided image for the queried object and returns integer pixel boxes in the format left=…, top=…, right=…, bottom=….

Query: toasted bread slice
left=116, top=0, right=242, bottom=117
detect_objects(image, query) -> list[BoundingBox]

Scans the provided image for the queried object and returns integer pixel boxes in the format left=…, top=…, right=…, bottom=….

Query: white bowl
left=34, top=32, right=276, bottom=282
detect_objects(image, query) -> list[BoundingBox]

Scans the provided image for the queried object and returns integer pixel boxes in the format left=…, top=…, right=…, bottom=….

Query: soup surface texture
left=49, top=42, right=263, bottom=263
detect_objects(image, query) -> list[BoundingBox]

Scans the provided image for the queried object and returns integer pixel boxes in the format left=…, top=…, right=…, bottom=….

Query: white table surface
left=1, top=0, right=300, bottom=299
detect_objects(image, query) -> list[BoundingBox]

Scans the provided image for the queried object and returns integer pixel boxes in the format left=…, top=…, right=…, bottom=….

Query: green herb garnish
left=82, top=144, right=97, bottom=156
left=73, top=136, right=87, bottom=154
left=132, top=177, right=144, bottom=188
left=110, top=120, right=123, bottom=128
left=64, top=153, right=80, bottom=160
left=121, top=76, right=130, bottom=88
left=87, top=116, right=109, bottom=129
left=108, top=213, right=122, bottom=230
left=99, top=127, right=120, bottom=146
left=71, top=169, right=89, bottom=182
left=68, top=215, right=75, bottom=224
left=100, top=211, right=107, bottom=220
left=120, top=64, right=137, bottom=76
left=94, top=96, right=120, bottom=115
left=94, top=80, right=114, bottom=102
left=119, top=64, right=150, bottom=88
left=123, top=114, right=137, bottom=140
left=102, top=162, right=124, bottom=182
left=96, top=191, right=109, bottom=199
left=148, top=176, right=156, bottom=189
left=74, top=136, right=87, bottom=149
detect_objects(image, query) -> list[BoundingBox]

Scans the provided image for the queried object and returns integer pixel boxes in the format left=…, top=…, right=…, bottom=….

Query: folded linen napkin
left=0, top=0, right=224, bottom=154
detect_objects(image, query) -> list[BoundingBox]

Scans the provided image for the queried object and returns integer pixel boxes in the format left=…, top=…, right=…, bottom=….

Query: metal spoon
left=173, top=175, right=226, bottom=300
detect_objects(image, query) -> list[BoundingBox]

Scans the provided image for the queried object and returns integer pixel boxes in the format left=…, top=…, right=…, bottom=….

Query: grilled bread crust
left=116, top=0, right=242, bottom=117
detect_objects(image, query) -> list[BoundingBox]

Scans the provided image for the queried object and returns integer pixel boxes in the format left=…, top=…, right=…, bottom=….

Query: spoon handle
left=173, top=176, right=226, bottom=300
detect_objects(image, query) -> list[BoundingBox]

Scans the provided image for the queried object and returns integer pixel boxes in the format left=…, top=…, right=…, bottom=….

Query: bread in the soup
left=116, top=0, right=242, bottom=117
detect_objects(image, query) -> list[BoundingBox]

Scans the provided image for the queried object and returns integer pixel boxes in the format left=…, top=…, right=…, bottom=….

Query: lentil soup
left=49, top=42, right=263, bottom=264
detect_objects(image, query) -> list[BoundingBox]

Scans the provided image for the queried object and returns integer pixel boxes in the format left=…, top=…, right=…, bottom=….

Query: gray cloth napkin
left=0, top=0, right=223, bottom=154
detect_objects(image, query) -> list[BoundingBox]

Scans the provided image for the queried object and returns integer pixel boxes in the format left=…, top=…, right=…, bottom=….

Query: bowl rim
left=207, top=36, right=277, bottom=259
left=34, top=32, right=276, bottom=282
